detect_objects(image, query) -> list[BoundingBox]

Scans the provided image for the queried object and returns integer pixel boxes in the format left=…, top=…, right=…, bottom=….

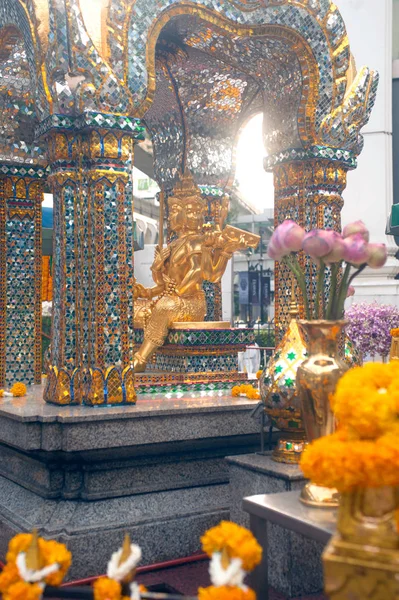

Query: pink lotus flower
left=323, top=231, right=346, bottom=264
left=346, top=285, right=355, bottom=298
left=268, top=220, right=305, bottom=259
left=342, top=220, right=369, bottom=242
left=367, top=243, right=387, bottom=268
left=302, top=230, right=334, bottom=259
left=343, top=233, right=369, bottom=266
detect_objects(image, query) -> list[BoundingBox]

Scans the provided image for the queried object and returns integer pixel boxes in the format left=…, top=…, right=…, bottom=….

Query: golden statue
left=133, top=171, right=259, bottom=373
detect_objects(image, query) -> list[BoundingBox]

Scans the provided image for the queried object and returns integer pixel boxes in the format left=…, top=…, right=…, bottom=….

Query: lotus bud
left=367, top=243, right=387, bottom=268
left=302, top=230, right=334, bottom=259
left=323, top=231, right=345, bottom=264
left=343, top=233, right=369, bottom=266
left=346, top=285, right=355, bottom=298
left=342, top=220, right=370, bottom=242
left=268, top=220, right=305, bottom=259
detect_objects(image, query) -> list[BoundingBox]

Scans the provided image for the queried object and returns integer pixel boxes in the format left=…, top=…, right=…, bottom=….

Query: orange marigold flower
left=332, top=363, right=398, bottom=439
left=246, top=388, right=260, bottom=401
left=6, top=533, right=32, bottom=563
left=93, top=577, right=122, bottom=600
left=390, top=328, right=399, bottom=337
left=0, top=563, right=20, bottom=594
left=39, top=539, right=72, bottom=585
left=300, top=426, right=399, bottom=492
left=10, top=383, right=27, bottom=398
left=198, top=586, right=256, bottom=600
left=201, top=521, right=262, bottom=572
left=232, top=386, right=241, bottom=397
left=3, top=581, right=42, bottom=600
left=256, top=370, right=262, bottom=380
left=0, top=389, right=4, bottom=398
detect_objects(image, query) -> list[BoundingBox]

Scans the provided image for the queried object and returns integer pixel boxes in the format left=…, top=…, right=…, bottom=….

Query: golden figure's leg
left=133, top=295, right=182, bottom=372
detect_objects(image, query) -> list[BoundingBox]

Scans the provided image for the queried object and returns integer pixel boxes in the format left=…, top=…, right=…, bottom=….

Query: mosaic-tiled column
left=200, top=185, right=229, bottom=322
left=40, top=113, right=145, bottom=405
left=267, top=148, right=356, bottom=341
left=0, top=166, right=45, bottom=387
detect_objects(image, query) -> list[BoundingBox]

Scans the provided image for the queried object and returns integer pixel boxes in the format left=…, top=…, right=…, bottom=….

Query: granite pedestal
left=244, top=491, right=336, bottom=600
left=227, top=453, right=325, bottom=598
left=0, top=386, right=259, bottom=579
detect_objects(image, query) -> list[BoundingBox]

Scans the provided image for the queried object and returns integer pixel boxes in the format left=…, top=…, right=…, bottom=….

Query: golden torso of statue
left=132, top=172, right=259, bottom=373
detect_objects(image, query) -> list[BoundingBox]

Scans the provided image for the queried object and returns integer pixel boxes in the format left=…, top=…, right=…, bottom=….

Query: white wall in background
left=338, top=0, right=398, bottom=306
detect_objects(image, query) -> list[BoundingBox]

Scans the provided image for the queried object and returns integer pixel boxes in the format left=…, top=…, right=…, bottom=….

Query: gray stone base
left=227, top=453, right=323, bottom=598
left=0, top=388, right=259, bottom=579
left=0, top=475, right=228, bottom=580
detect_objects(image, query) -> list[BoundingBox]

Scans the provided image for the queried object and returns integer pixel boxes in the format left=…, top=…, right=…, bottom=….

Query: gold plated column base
left=272, top=433, right=307, bottom=464
left=44, top=365, right=137, bottom=406
left=324, top=539, right=399, bottom=599
left=300, top=482, right=340, bottom=508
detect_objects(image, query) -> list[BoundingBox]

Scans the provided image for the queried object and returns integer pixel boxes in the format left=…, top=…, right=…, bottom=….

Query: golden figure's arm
left=201, top=246, right=232, bottom=283
left=176, top=253, right=203, bottom=296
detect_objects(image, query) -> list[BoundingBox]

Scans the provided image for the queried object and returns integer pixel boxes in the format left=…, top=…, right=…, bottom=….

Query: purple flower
left=345, top=302, right=399, bottom=358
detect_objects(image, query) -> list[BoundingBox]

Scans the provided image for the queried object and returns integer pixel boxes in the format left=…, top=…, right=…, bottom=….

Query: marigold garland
left=10, top=383, right=27, bottom=398
left=231, top=385, right=260, bottom=401
left=3, top=580, right=43, bottom=600
left=331, top=362, right=399, bottom=439
left=198, top=586, right=256, bottom=600
left=1, top=532, right=72, bottom=599
left=201, top=521, right=262, bottom=572
left=301, top=361, right=399, bottom=492
left=93, top=577, right=123, bottom=600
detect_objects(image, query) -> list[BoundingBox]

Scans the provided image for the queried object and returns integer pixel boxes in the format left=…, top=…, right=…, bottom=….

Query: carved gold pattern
left=324, top=487, right=399, bottom=599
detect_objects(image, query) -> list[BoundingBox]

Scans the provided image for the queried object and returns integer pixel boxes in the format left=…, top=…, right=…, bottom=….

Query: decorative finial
left=118, top=533, right=132, bottom=566
left=289, top=278, right=299, bottom=318
left=25, top=529, right=43, bottom=571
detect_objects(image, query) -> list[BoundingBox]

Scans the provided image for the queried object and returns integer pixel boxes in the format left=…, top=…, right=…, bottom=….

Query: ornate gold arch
left=0, top=0, right=53, bottom=110
left=136, top=2, right=320, bottom=150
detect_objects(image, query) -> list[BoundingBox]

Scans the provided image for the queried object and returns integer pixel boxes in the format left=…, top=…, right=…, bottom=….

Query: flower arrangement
left=0, top=383, right=28, bottom=399
left=93, top=534, right=145, bottom=600
left=345, top=302, right=399, bottom=359
left=300, top=362, right=399, bottom=491
left=268, top=220, right=387, bottom=320
left=199, top=521, right=262, bottom=600
left=0, top=531, right=71, bottom=600
left=232, top=384, right=260, bottom=400
left=10, top=383, right=27, bottom=397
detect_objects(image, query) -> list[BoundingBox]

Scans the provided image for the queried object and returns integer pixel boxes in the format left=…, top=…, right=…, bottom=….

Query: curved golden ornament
left=137, top=2, right=320, bottom=148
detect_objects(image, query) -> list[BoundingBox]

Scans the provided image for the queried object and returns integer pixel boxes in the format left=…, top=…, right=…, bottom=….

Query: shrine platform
left=0, top=385, right=259, bottom=579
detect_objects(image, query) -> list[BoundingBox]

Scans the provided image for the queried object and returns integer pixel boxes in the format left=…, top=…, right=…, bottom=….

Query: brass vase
left=296, top=320, right=348, bottom=507
left=390, top=335, right=399, bottom=361
left=324, top=486, right=399, bottom=599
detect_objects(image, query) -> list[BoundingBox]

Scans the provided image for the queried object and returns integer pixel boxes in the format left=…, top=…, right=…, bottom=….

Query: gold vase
left=390, top=336, right=399, bottom=361
left=296, top=320, right=348, bottom=507
left=324, top=486, right=399, bottom=599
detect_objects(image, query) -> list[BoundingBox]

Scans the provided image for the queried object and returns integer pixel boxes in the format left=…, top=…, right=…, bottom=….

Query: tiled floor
left=137, top=558, right=327, bottom=599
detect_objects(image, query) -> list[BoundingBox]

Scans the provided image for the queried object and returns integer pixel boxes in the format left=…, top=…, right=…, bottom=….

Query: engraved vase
left=324, top=486, right=399, bottom=599
left=296, top=320, right=348, bottom=507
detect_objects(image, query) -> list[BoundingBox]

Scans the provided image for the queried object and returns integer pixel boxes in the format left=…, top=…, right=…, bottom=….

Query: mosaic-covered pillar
left=0, top=166, right=44, bottom=387
left=41, top=113, right=144, bottom=405
left=268, top=150, right=356, bottom=341
left=201, top=185, right=228, bottom=322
